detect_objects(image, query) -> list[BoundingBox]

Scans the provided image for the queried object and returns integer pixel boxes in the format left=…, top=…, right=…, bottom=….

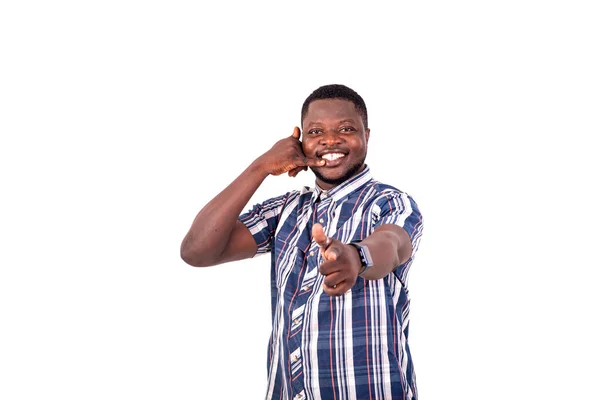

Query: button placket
left=290, top=347, right=302, bottom=375
left=288, top=196, right=331, bottom=397
left=293, top=390, right=306, bottom=400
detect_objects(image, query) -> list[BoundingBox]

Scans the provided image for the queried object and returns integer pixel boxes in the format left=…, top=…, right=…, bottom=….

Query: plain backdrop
left=1, top=1, right=599, bottom=399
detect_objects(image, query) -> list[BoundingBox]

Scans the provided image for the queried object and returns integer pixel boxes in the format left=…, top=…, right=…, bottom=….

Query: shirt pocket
left=273, top=234, right=307, bottom=290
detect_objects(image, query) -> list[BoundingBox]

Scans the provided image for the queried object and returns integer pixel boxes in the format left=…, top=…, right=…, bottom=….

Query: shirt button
left=319, top=218, right=324, bottom=224
left=309, top=251, right=314, bottom=257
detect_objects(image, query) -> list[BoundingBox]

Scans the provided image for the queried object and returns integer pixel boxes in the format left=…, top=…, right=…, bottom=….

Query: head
left=300, top=84, right=370, bottom=189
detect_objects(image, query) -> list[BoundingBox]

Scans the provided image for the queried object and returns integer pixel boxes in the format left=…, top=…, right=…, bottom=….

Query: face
left=301, top=99, right=370, bottom=190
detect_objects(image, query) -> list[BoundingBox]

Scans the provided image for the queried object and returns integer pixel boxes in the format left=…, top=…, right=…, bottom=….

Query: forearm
left=180, top=160, right=268, bottom=266
left=357, top=225, right=412, bottom=280
left=181, top=127, right=324, bottom=267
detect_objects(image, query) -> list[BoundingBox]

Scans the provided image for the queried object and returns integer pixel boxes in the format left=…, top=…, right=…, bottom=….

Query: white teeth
left=321, top=153, right=345, bottom=161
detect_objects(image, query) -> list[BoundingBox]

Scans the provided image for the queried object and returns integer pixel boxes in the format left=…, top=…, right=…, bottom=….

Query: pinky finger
left=288, top=166, right=303, bottom=177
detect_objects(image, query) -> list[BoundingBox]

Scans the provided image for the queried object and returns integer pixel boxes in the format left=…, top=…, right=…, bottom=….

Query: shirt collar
left=312, top=165, right=372, bottom=204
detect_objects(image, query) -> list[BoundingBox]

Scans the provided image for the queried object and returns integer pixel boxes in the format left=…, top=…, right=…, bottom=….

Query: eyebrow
left=305, top=118, right=357, bottom=126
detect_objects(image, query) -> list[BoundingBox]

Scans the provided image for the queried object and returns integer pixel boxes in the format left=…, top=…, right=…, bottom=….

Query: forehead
left=303, top=99, right=361, bottom=126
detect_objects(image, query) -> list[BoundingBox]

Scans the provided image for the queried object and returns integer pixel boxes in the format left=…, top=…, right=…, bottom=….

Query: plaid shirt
left=239, top=166, right=424, bottom=400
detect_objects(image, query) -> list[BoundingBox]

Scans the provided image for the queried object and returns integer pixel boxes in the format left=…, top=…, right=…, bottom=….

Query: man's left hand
left=312, top=223, right=363, bottom=296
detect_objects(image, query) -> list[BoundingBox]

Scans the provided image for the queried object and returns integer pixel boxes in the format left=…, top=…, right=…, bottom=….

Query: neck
left=315, top=164, right=367, bottom=191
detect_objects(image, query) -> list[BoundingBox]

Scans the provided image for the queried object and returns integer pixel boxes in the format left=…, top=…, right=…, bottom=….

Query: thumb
left=291, top=126, right=301, bottom=140
left=312, top=223, right=330, bottom=248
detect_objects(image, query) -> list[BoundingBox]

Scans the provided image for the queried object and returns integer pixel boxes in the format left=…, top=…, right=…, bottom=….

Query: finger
left=322, top=280, right=349, bottom=296
left=291, top=126, right=301, bottom=140
left=323, top=271, right=345, bottom=288
left=287, top=166, right=303, bottom=177
left=297, top=156, right=325, bottom=167
left=312, top=223, right=330, bottom=248
left=318, top=259, right=341, bottom=276
left=323, top=246, right=339, bottom=261
left=320, top=241, right=341, bottom=261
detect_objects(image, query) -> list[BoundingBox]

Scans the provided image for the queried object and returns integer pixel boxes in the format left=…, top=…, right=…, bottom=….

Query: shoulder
left=258, top=186, right=314, bottom=210
left=364, top=180, right=421, bottom=213
left=366, top=180, right=415, bottom=200
left=285, top=186, right=319, bottom=204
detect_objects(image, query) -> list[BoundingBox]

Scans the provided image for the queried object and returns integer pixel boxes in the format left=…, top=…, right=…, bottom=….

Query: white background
left=1, top=1, right=599, bottom=399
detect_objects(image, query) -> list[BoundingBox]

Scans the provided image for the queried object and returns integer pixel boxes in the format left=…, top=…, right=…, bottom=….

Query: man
left=181, top=84, right=424, bottom=399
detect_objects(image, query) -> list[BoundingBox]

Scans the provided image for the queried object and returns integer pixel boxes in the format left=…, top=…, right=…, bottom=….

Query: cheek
left=351, top=138, right=367, bottom=154
left=301, top=141, right=312, bottom=155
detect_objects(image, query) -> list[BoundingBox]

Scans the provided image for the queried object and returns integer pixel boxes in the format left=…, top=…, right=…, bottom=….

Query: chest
left=270, top=197, right=382, bottom=289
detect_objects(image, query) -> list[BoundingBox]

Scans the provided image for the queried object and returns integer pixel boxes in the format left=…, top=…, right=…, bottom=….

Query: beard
left=309, top=156, right=366, bottom=186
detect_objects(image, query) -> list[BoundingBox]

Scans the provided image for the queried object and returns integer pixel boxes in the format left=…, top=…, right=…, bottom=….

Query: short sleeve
left=372, top=191, right=424, bottom=261
left=238, top=193, right=289, bottom=255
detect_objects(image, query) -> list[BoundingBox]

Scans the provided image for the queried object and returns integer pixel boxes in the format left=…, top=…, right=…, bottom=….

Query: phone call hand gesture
left=257, top=127, right=325, bottom=177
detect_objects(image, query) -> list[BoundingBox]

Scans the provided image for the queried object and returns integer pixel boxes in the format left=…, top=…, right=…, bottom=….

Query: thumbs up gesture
left=312, top=223, right=363, bottom=296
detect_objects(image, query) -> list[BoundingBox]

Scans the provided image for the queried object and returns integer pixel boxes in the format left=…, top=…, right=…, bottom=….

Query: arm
left=179, top=162, right=268, bottom=267
left=312, top=223, right=412, bottom=296
left=352, top=224, right=412, bottom=280
left=180, top=127, right=325, bottom=267
left=313, top=191, right=423, bottom=296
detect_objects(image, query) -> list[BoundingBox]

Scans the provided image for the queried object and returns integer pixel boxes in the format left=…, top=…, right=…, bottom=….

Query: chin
left=314, top=172, right=348, bottom=186
left=311, top=162, right=365, bottom=186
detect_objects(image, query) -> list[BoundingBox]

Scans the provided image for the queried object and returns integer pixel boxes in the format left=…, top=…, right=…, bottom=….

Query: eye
left=339, top=126, right=356, bottom=133
left=307, top=129, right=322, bottom=135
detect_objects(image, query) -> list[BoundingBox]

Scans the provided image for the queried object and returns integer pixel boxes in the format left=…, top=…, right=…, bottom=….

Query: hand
left=256, top=127, right=325, bottom=177
left=312, top=223, right=363, bottom=296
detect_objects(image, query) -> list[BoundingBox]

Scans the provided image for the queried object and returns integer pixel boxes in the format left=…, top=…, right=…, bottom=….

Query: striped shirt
left=239, top=166, right=424, bottom=400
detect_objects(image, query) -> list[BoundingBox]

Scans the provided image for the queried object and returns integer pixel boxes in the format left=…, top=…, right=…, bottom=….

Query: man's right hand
left=256, top=127, right=325, bottom=177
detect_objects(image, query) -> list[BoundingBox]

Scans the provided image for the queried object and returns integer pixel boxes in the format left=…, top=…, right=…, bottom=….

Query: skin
left=298, top=99, right=369, bottom=189
left=180, top=98, right=413, bottom=296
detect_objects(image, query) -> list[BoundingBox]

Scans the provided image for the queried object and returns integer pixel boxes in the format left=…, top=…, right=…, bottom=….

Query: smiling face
left=301, top=98, right=370, bottom=190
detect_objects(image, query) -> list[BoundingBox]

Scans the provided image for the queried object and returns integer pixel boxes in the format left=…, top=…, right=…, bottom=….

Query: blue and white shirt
left=239, top=166, right=424, bottom=400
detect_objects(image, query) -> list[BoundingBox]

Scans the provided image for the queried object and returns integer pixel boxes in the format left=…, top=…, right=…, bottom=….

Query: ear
left=365, top=128, right=370, bottom=143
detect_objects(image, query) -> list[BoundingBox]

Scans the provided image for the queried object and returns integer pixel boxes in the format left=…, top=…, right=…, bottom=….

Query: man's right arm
left=180, top=127, right=325, bottom=267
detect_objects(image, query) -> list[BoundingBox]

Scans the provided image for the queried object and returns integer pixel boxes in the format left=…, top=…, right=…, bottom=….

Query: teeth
left=321, top=153, right=345, bottom=161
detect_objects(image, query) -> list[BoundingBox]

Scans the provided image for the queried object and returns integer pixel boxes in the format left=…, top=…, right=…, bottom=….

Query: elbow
left=180, top=247, right=198, bottom=267
left=180, top=248, right=210, bottom=267
left=180, top=232, right=200, bottom=267
left=180, top=239, right=215, bottom=267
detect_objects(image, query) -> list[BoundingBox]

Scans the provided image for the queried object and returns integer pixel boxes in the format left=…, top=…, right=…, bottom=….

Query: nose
left=319, top=129, right=342, bottom=145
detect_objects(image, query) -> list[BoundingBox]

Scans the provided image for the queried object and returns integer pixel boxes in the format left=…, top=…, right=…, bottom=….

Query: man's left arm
left=313, top=224, right=412, bottom=295
left=354, top=224, right=412, bottom=280
left=314, top=192, right=423, bottom=296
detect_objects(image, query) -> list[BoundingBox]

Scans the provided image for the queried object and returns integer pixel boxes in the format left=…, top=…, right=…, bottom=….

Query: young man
left=181, top=84, right=424, bottom=399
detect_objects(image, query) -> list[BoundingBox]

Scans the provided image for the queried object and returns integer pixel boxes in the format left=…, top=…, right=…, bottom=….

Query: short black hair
left=301, top=84, right=368, bottom=128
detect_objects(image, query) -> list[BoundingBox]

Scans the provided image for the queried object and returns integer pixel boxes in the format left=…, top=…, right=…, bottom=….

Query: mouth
left=317, top=151, right=348, bottom=167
